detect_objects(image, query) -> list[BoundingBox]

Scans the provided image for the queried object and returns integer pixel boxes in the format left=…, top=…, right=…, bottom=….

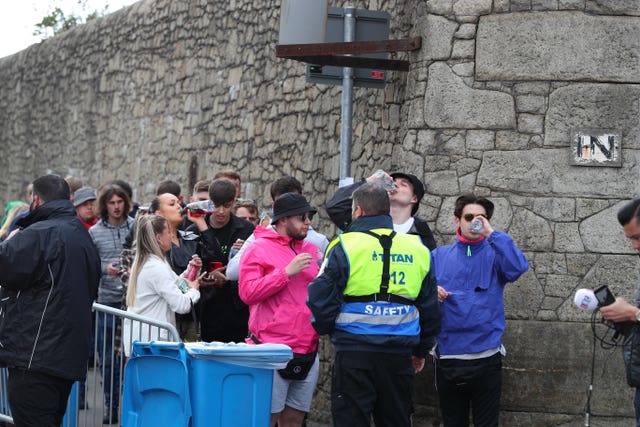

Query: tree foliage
left=34, top=1, right=109, bottom=39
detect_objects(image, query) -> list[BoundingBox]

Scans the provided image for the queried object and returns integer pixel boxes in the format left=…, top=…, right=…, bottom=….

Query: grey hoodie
left=89, top=217, right=134, bottom=304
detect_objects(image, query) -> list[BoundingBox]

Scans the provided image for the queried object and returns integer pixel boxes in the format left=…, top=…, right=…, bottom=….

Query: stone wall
left=0, top=0, right=639, bottom=425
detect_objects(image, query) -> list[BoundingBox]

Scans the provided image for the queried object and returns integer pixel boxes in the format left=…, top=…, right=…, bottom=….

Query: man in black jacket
left=186, top=178, right=254, bottom=342
left=0, top=174, right=101, bottom=426
left=326, top=170, right=437, bottom=250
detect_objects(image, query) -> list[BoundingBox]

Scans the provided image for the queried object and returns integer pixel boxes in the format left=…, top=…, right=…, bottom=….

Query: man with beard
left=88, top=183, right=134, bottom=424
left=0, top=175, right=100, bottom=426
left=239, top=192, right=320, bottom=427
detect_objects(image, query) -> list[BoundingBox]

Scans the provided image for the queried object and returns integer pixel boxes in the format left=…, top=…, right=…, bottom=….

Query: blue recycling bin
left=122, top=342, right=192, bottom=427
left=61, top=382, right=78, bottom=427
left=185, top=342, right=292, bottom=427
left=121, top=341, right=292, bottom=427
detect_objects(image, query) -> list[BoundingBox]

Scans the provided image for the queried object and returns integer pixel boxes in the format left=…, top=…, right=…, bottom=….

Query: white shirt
left=393, top=217, right=415, bottom=234
left=122, top=255, right=200, bottom=356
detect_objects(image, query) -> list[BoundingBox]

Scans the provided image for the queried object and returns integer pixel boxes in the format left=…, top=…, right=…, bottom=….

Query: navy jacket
left=307, top=215, right=441, bottom=358
left=0, top=200, right=100, bottom=380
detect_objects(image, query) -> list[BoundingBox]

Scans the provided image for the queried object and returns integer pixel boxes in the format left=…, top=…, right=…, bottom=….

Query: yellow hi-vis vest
left=332, top=228, right=431, bottom=301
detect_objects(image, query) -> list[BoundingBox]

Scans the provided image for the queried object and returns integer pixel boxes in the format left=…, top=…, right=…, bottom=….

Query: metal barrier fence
left=0, top=302, right=181, bottom=426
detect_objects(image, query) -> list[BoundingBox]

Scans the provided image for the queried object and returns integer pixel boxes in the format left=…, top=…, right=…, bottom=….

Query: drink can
left=470, top=218, right=483, bottom=233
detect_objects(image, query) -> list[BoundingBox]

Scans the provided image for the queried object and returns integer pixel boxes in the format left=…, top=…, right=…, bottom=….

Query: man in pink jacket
left=239, top=192, right=320, bottom=427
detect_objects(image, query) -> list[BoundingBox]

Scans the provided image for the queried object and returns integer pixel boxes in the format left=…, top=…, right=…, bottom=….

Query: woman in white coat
left=123, top=214, right=201, bottom=356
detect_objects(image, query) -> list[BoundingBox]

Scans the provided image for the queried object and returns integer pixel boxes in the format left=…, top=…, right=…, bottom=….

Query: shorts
left=271, top=355, right=320, bottom=413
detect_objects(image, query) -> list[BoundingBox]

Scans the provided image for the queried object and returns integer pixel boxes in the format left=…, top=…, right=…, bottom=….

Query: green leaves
left=33, top=1, right=110, bottom=39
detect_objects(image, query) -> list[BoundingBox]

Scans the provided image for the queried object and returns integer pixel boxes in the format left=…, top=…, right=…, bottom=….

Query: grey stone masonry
left=476, top=12, right=640, bottom=82
left=425, top=62, right=515, bottom=129
left=545, top=83, right=640, bottom=148
left=477, top=149, right=640, bottom=197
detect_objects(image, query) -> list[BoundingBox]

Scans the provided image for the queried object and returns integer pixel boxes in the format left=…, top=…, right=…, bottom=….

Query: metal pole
left=339, top=7, right=356, bottom=182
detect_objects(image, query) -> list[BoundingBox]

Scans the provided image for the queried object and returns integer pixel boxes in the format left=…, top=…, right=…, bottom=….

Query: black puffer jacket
left=0, top=199, right=100, bottom=380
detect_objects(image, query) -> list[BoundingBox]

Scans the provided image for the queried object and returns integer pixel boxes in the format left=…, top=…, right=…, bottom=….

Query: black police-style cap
left=390, top=172, right=425, bottom=216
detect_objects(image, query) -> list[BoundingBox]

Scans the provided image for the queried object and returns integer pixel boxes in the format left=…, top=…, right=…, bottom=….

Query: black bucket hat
left=271, top=192, right=317, bottom=225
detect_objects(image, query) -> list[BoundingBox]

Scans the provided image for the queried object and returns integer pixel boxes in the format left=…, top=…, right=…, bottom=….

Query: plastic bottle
left=374, top=170, right=396, bottom=190
left=183, top=200, right=215, bottom=217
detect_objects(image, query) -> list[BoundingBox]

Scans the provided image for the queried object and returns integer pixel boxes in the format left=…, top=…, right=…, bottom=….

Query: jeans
left=96, top=301, right=122, bottom=409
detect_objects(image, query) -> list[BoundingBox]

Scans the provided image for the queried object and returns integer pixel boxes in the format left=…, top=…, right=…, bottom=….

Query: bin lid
left=184, top=341, right=293, bottom=369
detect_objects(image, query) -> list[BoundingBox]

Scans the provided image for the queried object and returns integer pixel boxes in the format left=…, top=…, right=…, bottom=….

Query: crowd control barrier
left=0, top=302, right=180, bottom=426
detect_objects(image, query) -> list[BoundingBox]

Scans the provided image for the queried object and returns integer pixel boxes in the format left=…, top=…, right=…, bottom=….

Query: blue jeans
left=97, top=301, right=122, bottom=409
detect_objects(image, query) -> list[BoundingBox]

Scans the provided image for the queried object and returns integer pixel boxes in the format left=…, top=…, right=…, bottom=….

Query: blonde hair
left=126, top=215, right=169, bottom=307
left=0, top=203, right=29, bottom=240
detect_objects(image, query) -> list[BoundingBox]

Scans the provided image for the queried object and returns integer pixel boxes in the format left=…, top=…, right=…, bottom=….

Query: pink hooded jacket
left=239, top=226, right=320, bottom=354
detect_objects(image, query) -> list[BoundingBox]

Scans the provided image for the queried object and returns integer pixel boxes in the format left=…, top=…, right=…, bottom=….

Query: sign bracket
left=275, top=37, right=422, bottom=72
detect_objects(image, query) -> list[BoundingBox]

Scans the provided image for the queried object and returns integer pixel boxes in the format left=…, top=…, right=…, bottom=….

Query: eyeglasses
left=463, top=213, right=487, bottom=222
left=296, top=212, right=315, bottom=222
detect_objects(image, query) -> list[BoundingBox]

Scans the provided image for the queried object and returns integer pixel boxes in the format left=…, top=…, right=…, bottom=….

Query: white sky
left=0, top=0, right=139, bottom=58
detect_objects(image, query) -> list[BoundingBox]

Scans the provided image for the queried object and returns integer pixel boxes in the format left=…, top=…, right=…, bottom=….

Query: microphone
left=574, top=288, right=598, bottom=312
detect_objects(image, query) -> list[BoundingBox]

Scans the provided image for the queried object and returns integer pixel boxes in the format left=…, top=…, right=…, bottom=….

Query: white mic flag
left=573, top=288, right=598, bottom=312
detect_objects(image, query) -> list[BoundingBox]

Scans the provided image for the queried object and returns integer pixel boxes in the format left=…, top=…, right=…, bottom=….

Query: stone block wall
left=0, top=0, right=638, bottom=424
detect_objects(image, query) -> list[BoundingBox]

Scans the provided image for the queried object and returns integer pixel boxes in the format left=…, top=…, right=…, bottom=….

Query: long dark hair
left=97, top=184, right=132, bottom=221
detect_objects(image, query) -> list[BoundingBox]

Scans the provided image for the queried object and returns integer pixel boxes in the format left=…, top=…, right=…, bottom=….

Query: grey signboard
left=306, top=7, right=390, bottom=89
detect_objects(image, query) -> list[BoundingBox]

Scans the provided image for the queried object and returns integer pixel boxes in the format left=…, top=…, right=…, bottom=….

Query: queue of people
left=0, top=169, right=534, bottom=427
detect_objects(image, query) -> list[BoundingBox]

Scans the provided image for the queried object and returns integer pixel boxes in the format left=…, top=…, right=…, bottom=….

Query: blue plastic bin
left=122, top=342, right=192, bottom=427
left=121, top=341, right=292, bottom=427
left=185, top=342, right=292, bottom=427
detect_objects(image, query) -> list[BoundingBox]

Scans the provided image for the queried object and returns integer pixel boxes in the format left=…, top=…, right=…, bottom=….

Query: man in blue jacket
left=0, top=174, right=101, bottom=426
left=433, top=194, right=529, bottom=427
left=308, top=183, right=441, bottom=427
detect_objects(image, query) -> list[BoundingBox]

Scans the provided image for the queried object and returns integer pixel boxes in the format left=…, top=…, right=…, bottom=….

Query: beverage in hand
left=183, top=200, right=215, bottom=217
left=184, top=256, right=200, bottom=281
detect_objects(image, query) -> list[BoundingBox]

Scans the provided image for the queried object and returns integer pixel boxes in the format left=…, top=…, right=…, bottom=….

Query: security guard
left=307, top=183, right=441, bottom=427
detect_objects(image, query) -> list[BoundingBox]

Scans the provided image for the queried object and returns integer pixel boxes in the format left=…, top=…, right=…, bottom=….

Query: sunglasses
left=463, top=213, right=487, bottom=222
left=295, top=212, right=315, bottom=222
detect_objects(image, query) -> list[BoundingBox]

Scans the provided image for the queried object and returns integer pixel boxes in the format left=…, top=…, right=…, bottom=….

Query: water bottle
left=183, top=200, right=215, bottom=217
left=374, top=170, right=396, bottom=190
